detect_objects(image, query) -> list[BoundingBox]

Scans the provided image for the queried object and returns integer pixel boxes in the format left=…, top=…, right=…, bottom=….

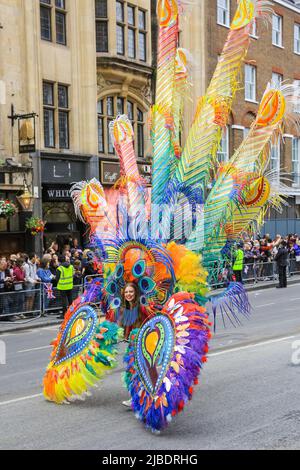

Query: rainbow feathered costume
left=43, top=0, right=300, bottom=432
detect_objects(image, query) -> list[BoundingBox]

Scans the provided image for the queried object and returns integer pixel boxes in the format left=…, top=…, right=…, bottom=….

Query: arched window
left=97, top=95, right=146, bottom=158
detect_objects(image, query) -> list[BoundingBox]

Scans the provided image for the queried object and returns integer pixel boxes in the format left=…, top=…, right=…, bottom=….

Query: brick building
left=181, top=0, right=300, bottom=236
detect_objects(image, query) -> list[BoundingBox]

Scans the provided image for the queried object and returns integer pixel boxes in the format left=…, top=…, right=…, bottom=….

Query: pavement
left=1, top=274, right=300, bottom=335
left=0, top=284, right=300, bottom=449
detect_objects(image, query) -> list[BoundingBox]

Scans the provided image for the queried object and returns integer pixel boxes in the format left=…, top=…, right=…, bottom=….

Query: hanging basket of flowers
left=0, top=200, right=17, bottom=218
left=25, top=216, right=46, bottom=236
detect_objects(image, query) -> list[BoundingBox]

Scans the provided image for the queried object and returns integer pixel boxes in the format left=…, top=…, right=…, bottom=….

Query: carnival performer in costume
left=118, top=283, right=145, bottom=340
left=119, top=282, right=154, bottom=408
left=43, top=0, right=300, bottom=433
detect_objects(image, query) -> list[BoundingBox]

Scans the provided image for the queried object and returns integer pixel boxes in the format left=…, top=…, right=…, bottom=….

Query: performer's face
left=124, top=285, right=136, bottom=303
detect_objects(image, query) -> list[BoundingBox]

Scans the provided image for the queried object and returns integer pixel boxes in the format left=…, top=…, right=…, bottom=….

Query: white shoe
left=122, top=399, right=132, bottom=408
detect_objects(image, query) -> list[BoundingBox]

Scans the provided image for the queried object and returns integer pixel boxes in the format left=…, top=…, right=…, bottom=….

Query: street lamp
left=16, top=181, right=35, bottom=211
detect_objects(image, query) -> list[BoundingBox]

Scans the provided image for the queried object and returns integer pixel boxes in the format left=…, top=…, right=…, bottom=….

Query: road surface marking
left=17, top=345, right=51, bottom=353
left=0, top=393, right=42, bottom=406
left=290, top=298, right=300, bottom=301
left=209, top=335, right=296, bottom=357
left=2, top=334, right=299, bottom=406
left=256, top=303, right=275, bottom=308
left=0, top=330, right=38, bottom=338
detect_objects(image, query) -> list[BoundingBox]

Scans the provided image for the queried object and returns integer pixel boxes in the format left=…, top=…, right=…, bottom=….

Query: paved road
left=0, top=285, right=300, bottom=450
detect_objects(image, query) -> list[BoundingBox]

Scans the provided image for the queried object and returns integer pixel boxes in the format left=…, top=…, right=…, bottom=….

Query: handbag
left=296, top=255, right=300, bottom=262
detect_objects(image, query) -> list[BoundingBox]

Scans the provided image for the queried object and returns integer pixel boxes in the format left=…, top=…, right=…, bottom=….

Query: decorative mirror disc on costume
left=135, top=315, right=175, bottom=396
left=54, top=305, right=98, bottom=365
left=110, top=297, right=121, bottom=310
left=139, top=277, right=156, bottom=294
left=140, top=295, right=148, bottom=306
left=132, top=260, right=146, bottom=278
left=106, top=280, right=118, bottom=295
left=115, top=264, right=124, bottom=279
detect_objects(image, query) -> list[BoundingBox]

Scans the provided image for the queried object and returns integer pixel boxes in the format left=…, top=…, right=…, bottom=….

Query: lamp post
left=16, top=182, right=35, bottom=211
left=17, top=180, right=36, bottom=253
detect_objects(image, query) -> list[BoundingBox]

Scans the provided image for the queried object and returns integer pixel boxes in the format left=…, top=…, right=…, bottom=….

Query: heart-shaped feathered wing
left=124, top=292, right=211, bottom=432
left=43, top=299, right=123, bottom=404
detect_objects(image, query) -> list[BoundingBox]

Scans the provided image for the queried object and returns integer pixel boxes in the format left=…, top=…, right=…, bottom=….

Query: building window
left=97, top=100, right=104, bottom=153
left=128, top=5, right=135, bottom=26
left=56, top=13, right=66, bottom=45
left=128, top=27, right=136, bottom=58
left=116, top=23, right=125, bottom=54
left=95, top=0, right=107, bottom=17
left=243, top=127, right=250, bottom=139
left=272, top=14, right=282, bottom=47
left=116, top=1, right=125, bottom=55
left=250, top=19, right=257, bottom=37
left=96, top=22, right=108, bottom=53
left=294, top=23, right=300, bottom=54
left=272, top=72, right=283, bottom=89
left=245, top=64, right=256, bottom=102
left=40, top=0, right=67, bottom=45
left=96, top=0, right=108, bottom=52
left=217, top=0, right=230, bottom=28
left=97, top=95, right=146, bottom=158
left=270, top=138, right=280, bottom=179
left=116, top=0, right=124, bottom=22
left=112, top=3, right=147, bottom=61
left=58, top=84, right=69, bottom=149
left=138, top=10, right=147, bottom=61
left=217, top=126, right=229, bottom=162
left=43, top=81, right=69, bottom=149
left=127, top=100, right=134, bottom=120
left=40, top=1, right=52, bottom=41
left=117, top=97, right=124, bottom=115
left=292, top=138, right=300, bottom=186
left=137, top=108, right=144, bottom=158
left=294, top=80, right=300, bottom=114
left=43, top=82, right=55, bottom=148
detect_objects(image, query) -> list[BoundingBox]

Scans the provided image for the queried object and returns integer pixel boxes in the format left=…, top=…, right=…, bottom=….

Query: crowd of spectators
left=1, top=233, right=300, bottom=320
left=242, top=233, right=300, bottom=266
left=0, top=237, right=98, bottom=321
left=214, top=233, right=300, bottom=286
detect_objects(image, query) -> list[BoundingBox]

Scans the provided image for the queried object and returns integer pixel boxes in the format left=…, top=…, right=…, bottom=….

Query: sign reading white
left=47, top=189, right=71, bottom=199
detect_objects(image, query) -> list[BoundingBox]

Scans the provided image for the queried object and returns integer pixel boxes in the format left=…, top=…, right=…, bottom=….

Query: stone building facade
left=95, top=0, right=154, bottom=192
left=0, top=0, right=155, bottom=254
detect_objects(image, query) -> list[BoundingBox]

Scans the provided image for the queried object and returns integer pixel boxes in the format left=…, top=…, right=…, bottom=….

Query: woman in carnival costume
left=119, top=283, right=145, bottom=340
left=43, top=0, right=300, bottom=433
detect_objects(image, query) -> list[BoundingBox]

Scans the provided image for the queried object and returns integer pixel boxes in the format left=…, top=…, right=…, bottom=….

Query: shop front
left=41, top=156, right=89, bottom=250
left=0, top=165, right=34, bottom=256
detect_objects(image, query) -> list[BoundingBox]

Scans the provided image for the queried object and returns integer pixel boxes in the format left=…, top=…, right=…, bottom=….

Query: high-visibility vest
left=57, top=265, right=74, bottom=291
left=233, top=249, right=244, bottom=271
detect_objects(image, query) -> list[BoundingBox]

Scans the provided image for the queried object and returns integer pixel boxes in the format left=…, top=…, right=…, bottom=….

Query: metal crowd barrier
left=0, top=261, right=299, bottom=323
left=0, top=287, right=42, bottom=321
left=207, top=256, right=300, bottom=289
left=42, top=284, right=83, bottom=315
